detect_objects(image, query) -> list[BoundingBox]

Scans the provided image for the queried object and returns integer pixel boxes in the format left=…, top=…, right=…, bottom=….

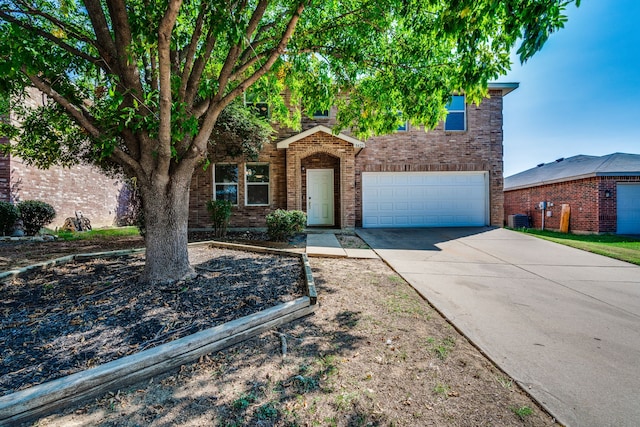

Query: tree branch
left=104, top=0, right=144, bottom=95
left=25, top=70, right=102, bottom=139
left=229, top=51, right=268, bottom=82
left=82, top=0, right=119, bottom=72
left=110, top=146, right=146, bottom=182
left=156, top=0, right=184, bottom=175
left=183, top=29, right=217, bottom=108
left=178, top=6, right=207, bottom=102
left=222, top=2, right=305, bottom=107
left=186, top=2, right=305, bottom=163
left=217, top=0, right=269, bottom=98
left=0, top=11, right=102, bottom=67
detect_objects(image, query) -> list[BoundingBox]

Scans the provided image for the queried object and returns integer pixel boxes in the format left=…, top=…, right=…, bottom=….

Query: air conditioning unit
left=508, top=214, right=529, bottom=228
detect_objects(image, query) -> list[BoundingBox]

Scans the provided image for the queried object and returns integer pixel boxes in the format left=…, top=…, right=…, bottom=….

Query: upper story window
left=444, top=95, right=466, bottom=131
left=246, top=102, right=269, bottom=119
left=214, top=163, right=238, bottom=204
left=312, top=109, right=329, bottom=118
left=397, top=112, right=408, bottom=131
left=245, top=163, right=270, bottom=206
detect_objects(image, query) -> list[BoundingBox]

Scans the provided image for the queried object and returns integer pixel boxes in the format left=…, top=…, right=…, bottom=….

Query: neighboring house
left=0, top=88, right=129, bottom=229
left=504, top=153, right=640, bottom=234
left=189, top=83, right=518, bottom=230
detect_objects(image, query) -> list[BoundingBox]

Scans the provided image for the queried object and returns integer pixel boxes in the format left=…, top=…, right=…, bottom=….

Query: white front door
left=307, top=169, right=334, bottom=226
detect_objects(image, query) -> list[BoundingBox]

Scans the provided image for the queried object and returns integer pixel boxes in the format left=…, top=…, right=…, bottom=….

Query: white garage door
left=617, top=183, right=640, bottom=234
left=362, top=172, right=489, bottom=228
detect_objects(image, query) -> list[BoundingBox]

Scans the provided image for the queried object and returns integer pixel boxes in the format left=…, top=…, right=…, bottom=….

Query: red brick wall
left=354, top=90, right=505, bottom=227
left=284, top=134, right=357, bottom=228
left=4, top=88, right=127, bottom=228
left=189, top=142, right=287, bottom=228
left=504, top=176, right=640, bottom=233
left=0, top=143, right=10, bottom=203
left=10, top=158, right=126, bottom=228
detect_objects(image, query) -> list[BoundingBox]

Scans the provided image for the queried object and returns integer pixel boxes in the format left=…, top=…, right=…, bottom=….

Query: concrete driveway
left=356, top=227, right=640, bottom=427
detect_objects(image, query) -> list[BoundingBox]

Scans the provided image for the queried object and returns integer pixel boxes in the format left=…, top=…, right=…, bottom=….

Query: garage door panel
left=617, top=184, right=640, bottom=234
left=362, top=172, right=488, bottom=228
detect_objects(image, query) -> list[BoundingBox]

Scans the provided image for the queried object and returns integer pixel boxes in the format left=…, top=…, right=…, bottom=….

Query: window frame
left=213, top=163, right=239, bottom=205
left=312, top=109, right=330, bottom=118
left=444, top=95, right=466, bottom=132
left=397, top=113, right=408, bottom=131
left=245, top=162, right=270, bottom=206
left=246, top=101, right=270, bottom=119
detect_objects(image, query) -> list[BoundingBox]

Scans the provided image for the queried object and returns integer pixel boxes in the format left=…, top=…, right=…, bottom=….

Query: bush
left=0, top=201, right=20, bottom=235
left=17, top=200, right=56, bottom=236
left=266, top=209, right=306, bottom=241
left=206, top=199, right=233, bottom=238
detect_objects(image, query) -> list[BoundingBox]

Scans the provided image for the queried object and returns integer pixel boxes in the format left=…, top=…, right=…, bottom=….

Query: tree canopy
left=0, top=0, right=578, bottom=283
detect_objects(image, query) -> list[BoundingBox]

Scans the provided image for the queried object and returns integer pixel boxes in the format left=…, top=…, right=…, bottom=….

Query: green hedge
left=0, top=201, right=19, bottom=236
left=266, top=209, right=306, bottom=241
left=17, top=200, right=56, bottom=236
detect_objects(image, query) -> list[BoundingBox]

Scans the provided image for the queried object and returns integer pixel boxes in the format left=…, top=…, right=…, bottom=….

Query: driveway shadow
left=356, top=226, right=496, bottom=251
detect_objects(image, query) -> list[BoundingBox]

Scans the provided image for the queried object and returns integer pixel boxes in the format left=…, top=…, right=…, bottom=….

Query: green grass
left=426, top=336, right=456, bottom=360
left=384, top=289, right=428, bottom=318
left=56, top=226, right=140, bottom=241
left=510, top=405, right=533, bottom=420
left=517, top=228, right=640, bottom=266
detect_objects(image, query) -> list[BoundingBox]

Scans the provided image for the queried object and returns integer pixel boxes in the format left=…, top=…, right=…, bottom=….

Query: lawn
left=517, top=228, right=640, bottom=266
left=55, top=226, right=141, bottom=241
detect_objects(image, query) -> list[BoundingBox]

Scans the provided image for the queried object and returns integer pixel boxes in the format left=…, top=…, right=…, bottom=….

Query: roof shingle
left=504, top=153, right=640, bottom=190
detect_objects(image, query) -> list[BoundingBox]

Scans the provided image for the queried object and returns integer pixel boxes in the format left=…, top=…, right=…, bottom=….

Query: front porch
left=277, top=125, right=364, bottom=229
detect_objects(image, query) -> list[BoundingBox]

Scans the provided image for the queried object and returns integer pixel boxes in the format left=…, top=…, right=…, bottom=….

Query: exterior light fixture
left=604, top=190, right=611, bottom=198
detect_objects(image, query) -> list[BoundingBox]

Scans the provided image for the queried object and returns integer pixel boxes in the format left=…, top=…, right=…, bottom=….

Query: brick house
left=189, top=82, right=518, bottom=230
left=504, top=153, right=640, bottom=234
left=1, top=88, right=129, bottom=229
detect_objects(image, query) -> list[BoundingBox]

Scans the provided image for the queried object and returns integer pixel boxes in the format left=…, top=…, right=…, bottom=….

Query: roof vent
left=536, top=163, right=544, bottom=167
left=555, top=157, right=564, bottom=163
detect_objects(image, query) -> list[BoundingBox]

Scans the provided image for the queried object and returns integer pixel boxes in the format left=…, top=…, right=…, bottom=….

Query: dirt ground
left=1, top=246, right=305, bottom=395
left=3, top=234, right=559, bottom=426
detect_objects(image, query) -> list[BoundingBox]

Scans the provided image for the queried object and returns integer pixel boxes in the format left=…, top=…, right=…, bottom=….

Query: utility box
left=508, top=214, right=529, bottom=228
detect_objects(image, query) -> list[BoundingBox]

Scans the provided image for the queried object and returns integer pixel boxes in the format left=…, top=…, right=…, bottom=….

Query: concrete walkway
left=305, top=233, right=378, bottom=258
left=356, top=227, right=640, bottom=427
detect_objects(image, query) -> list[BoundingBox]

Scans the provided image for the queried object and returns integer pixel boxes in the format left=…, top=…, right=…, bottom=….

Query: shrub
left=206, top=199, right=233, bottom=238
left=0, top=201, right=20, bottom=235
left=266, top=209, right=306, bottom=241
left=17, top=200, right=56, bottom=236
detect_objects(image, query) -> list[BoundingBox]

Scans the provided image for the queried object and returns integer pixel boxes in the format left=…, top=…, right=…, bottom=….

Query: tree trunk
left=139, top=172, right=195, bottom=285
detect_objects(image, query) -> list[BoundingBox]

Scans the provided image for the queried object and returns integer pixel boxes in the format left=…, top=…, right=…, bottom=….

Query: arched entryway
left=301, top=153, right=341, bottom=227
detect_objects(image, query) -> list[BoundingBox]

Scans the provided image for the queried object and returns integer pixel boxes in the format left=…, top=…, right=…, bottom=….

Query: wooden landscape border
left=0, top=242, right=317, bottom=425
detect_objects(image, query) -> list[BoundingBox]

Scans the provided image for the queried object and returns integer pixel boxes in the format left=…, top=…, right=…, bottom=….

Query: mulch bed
left=0, top=245, right=305, bottom=397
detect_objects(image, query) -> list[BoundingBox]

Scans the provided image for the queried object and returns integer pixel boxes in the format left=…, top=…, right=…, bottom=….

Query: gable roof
left=504, top=153, right=640, bottom=190
left=276, top=125, right=366, bottom=149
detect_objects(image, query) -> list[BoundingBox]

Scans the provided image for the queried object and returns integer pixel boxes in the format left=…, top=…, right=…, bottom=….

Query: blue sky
left=501, top=0, right=640, bottom=176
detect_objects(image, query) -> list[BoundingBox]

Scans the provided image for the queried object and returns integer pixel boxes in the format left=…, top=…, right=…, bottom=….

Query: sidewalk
left=305, top=233, right=378, bottom=259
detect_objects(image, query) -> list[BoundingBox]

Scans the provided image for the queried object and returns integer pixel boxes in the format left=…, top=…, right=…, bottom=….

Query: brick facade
left=8, top=157, right=126, bottom=228
left=504, top=176, right=640, bottom=233
left=2, top=88, right=128, bottom=228
left=189, top=141, right=287, bottom=228
left=354, top=90, right=505, bottom=227
left=189, top=90, right=507, bottom=230
left=0, top=139, right=10, bottom=203
left=284, top=134, right=356, bottom=228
